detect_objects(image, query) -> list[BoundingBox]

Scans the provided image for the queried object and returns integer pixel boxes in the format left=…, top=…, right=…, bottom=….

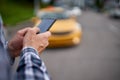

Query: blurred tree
left=95, top=0, right=105, bottom=12
left=0, top=0, right=33, bottom=25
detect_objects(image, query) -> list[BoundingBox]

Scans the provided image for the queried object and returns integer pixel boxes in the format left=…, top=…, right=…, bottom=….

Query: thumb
left=38, top=31, right=51, bottom=38
left=32, top=27, right=40, bottom=34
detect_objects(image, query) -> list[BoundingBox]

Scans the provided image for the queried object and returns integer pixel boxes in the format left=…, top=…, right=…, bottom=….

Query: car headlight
left=72, top=37, right=80, bottom=44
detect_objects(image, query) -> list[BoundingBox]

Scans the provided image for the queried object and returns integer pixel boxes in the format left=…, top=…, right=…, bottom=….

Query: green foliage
left=0, top=0, right=33, bottom=26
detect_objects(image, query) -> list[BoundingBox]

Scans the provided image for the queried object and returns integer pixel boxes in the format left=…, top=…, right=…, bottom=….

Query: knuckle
left=28, top=27, right=33, bottom=30
left=44, top=34, right=49, bottom=39
left=17, top=31, right=22, bottom=35
left=27, top=27, right=31, bottom=29
left=28, top=29, right=34, bottom=33
left=43, top=36, right=48, bottom=39
left=36, top=27, right=39, bottom=30
left=40, top=35, right=47, bottom=39
left=28, top=29, right=33, bottom=32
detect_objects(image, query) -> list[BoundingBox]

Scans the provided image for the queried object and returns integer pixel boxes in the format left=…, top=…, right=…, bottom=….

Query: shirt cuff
left=20, top=47, right=39, bottom=57
left=7, top=50, right=15, bottom=65
left=6, top=42, right=15, bottom=65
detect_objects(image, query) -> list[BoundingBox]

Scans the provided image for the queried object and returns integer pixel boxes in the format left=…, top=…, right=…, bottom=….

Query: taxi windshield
left=40, top=12, right=69, bottom=19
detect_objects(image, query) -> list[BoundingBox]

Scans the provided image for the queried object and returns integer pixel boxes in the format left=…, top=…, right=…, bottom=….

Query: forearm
left=15, top=47, right=50, bottom=80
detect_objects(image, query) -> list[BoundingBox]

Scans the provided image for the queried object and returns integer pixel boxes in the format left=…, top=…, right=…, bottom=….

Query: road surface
left=10, top=10, right=120, bottom=80
left=40, top=10, right=120, bottom=80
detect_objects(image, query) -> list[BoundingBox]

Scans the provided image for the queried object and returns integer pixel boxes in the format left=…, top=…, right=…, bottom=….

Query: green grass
left=0, top=1, right=33, bottom=26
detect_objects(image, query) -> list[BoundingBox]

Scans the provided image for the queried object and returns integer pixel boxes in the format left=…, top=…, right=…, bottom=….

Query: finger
left=38, top=31, right=51, bottom=38
left=44, top=31, right=51, bottom=38
left=18, top=27, right=31, bottom=36
left=32, top=27, right=40, bottom=34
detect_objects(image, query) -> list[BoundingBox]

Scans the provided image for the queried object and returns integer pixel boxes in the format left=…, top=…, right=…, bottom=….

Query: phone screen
left=37, top=19, right=56, bottom=33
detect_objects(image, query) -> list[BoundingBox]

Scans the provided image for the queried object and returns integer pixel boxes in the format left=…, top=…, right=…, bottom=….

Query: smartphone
left=37, top=19, right=56, bottom=33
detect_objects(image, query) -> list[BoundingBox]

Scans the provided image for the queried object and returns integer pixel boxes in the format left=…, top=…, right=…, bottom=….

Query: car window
left=40, top=13, right=69, bottom=19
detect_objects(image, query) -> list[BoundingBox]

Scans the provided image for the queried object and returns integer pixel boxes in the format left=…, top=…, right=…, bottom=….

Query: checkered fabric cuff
left=20, top=47, right=38, bottom=57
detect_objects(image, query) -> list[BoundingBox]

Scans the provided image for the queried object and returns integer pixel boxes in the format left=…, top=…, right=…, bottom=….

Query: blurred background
left=0, top=0, right=120, bottom=80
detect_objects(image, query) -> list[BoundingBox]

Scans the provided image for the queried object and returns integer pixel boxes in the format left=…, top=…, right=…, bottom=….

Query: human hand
left=8, top=28, right=30, bottom=58
left=23, top=27, right=51, bottom=54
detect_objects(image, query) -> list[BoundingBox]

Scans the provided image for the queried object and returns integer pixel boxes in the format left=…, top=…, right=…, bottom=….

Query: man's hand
left=8, top=28, right=30, bottom=58
left=23, top=27, right=51, bottom=54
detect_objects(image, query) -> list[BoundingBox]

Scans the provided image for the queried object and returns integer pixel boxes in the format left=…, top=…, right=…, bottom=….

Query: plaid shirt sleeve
left=0, top=16, right=15, bottom=65
left=15, top=47, right=50, bottom=80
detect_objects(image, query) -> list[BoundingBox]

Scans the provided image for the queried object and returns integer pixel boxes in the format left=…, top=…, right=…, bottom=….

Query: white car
left=110, top=8, right=120, bottom=18
left=65, top=7, right=82, bottom=17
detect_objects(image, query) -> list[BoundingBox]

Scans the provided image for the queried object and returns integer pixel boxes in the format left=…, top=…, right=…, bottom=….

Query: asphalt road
left=11, top=10, right=120, bottom=80
left=40, top=11, right=120, bottom=80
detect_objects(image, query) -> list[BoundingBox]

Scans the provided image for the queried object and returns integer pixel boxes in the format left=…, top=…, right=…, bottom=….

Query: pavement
left=7, top=10, right=120, bottom=80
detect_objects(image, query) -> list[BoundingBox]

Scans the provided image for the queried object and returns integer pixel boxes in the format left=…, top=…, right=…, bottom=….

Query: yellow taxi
left=33, top=7, right=82, bottom=48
